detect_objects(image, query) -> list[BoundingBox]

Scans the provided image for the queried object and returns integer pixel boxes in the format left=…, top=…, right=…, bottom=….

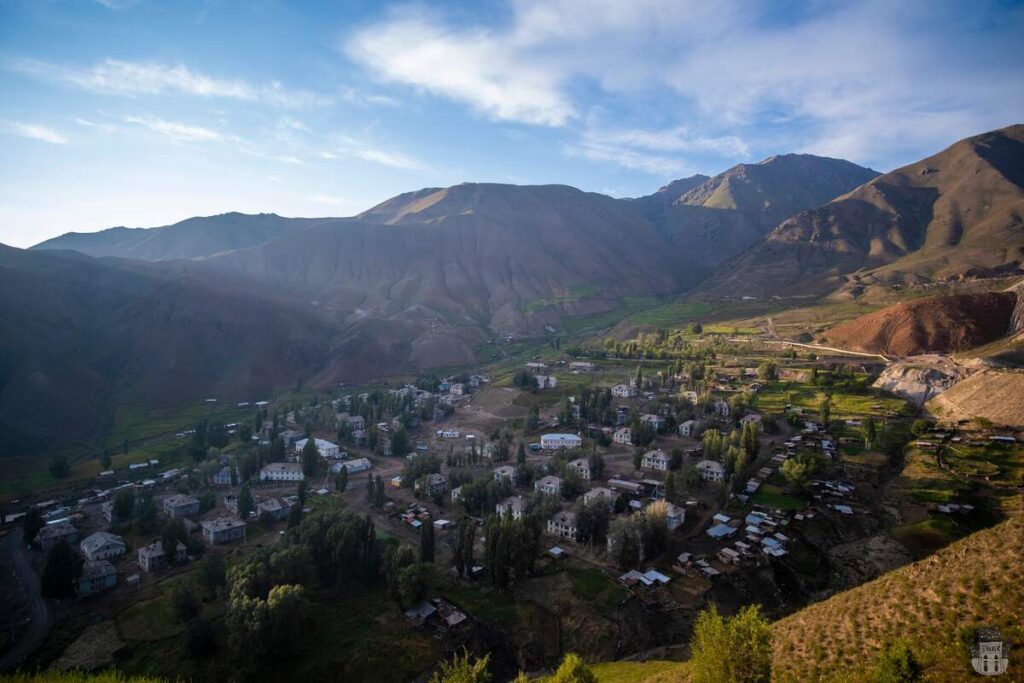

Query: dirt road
left=0, top=532, right=53, bottom=671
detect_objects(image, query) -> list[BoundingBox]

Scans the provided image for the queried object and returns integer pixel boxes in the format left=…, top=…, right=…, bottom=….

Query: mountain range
left=7, top=125, right=1023, bottom=452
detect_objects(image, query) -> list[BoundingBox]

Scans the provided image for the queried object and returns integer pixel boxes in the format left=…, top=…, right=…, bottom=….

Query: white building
left=547, top=511, right=578, bottom=541
left=568, top=458, right=592, bottom=480
left=740, top=413, right=763, bottom=431
left=640, top=414, right=665, bottom=431
left=663, top=503, right=686, bottom=530
left=201, top=517, right=247, bottom=545
left=496, top=496, right=526, bottom=521
left=80, top=531, right=126, bottom=562
left=260, top=462, right=305, bottom=482
left=613, top=427, right=633, bottom=445
left=540, top=433, right=582, bottom=450
left=294, top=437, right=340, bottom=460
left=583, top=487, right=617, bottom=508
left=535, top=375, right=558, bottom=390
left=711, top=399, right=730, bottom=417
left=697, top=459, right=726, bottom=482
left=569, top=361, right=596, bottom=373
left=611, top=384, right=638, bottom=398
left=162, top=494, right=199, bottom=519
left=493, top=465, right=516, bottom=483
left=641, top=449, right=671, bottom=472
left=535, top=475, right=562, bottom=496
left=678, top=419, right=703, bottom=437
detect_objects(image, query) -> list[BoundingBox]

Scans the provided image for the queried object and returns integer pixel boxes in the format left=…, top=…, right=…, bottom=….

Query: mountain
left=32, top=212, right=325, bottom=261
left=205, top=183, right=696, bottom=333
left=699, top=125, right=1024, bottom=298
left=0, top=245, right=329, bottom=454
left=821, top=291, right=1018, bottom=356
left=633, top=154, right=879, bottom=271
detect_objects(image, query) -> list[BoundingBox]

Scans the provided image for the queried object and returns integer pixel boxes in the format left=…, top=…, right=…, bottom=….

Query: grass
left=565, top=566, right=630, bottom=614
left=524, top=284, right=603, bottom=315
left=446, top=584, right=522, bottom=624
left=889, top=516, right=962, bottom=558
left=585, top=660, right=690, bottom=682
left=0, top=674, right=166, bottom=683
left=749, top=487, right=806, bottom=511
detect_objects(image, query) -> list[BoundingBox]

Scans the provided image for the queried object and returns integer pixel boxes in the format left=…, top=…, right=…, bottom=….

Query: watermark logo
left=971, top=627, right=1010, bottom=676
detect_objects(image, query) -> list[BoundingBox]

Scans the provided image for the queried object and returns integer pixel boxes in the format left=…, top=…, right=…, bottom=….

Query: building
left=535, top=375, right=558, bottom=390
left=416, top=473, right=449, bottom=497
left=340, top=414, right=366, bottom=431
left=678, top=419, right=703, bottom=438
left=547, top=511, right=578, bottom=541
left=450, top=486, right=462, bottom=503
left=568, top=458, right=592, bottom=480
left=711, top=399, right=730, bottom=417
left=740, top=413, right=763, bottom=431
left=449, top=383, right=466, bottom=396
left=569, top=361, right=596, bottom=373
left=611, top=384, right=637, bottom=398
left=201, top=516, right=247, bottom=545
left=640, top=414, right=666, bottom=431
left=496, top=496, right=526, bottom=521
left=162, top=494, right=200, bottom=519
left=697, top=459, right=726, bottom=482
left=35, top=521, right=77, bottom=551
left=612, top=427, right=633, bottom=445
left=77, top=560, right=117, bottom=597
left=260, top=463, right=305, bottom=482
left=493, top=465, right=516, bottom=483
left=101, top=500, right=118, bottom=525
left=663, top=503, right=686, bottom=530
left=80, top=531, right=126, bottom=562
left=212, top=466, right=235, bottom=486
left=137, top=540, right=186, bottom=572
left=641, top=449, right=671, bottom=472
left=540, top=433, right=582, bottom=450
left=256, top=497, right=292, bottom=522
left=525, top=362, right=547, bottom=372
left=294, top=437, right=340, bottom=460
left=582, top=487, right=617, bottom=508
left=336, top=457, right=372, bottom=474
left=535, top=475, right=562, bottom=496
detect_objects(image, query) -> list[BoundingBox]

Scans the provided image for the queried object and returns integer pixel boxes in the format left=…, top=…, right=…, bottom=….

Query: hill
left=927, top=368, right=1024, bottom=428
left=698, top=124, right=1024, bottom=298
left=32, top=213, right=323, bottom=261
left=0, top=246, right=330, bottom=454
left=633, top=155, right=878, bottom=272
left=821, top=292, right=1018, bottom=356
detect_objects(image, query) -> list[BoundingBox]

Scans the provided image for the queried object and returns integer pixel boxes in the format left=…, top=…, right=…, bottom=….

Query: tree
left=161, top=519, right=188, bottom=566
left=22, top=508, right=44, bottom=546
left=871, top=639, right=921, bottom=683
left=41, top=539, right=82, bottom=599
left=99, top=451, right=112, bottom=470
left=690, top=604, right=772, bottom=683
left=819, top=395, right=831, bottom=429
left=335, top=466, right=349, bottom=493
left=910, top=419, right=930, bottom=437
left=392, top=428, right=410, bottom=457
left=134, top=493, right=158, bottom=534
left=237, top=484, right=254, bottom=519
left=550, top=653, right=597, bottom=683
left=430, top=650, right=491, bottom=683
left=287, top=501, right=303, bottom=528
left=171, top=583, right=200, bottom=622
left=112, top=490, right=135, bottom=523
left=634, top=365, right=643, bottom=388
left=516, top=443, right=527, bottom=468
left=420, top=518, right=436, bottom=563
left=198, top=554, right=227, bottom=597
left=756, top=361, right=778, bottom=381
left=863, top=418, right=878, bottom=450
left=298, top=479, right=309, bottom=507
left=48, top=455, right=70, bottom=479
left=301, top=438, right=319, bottom=477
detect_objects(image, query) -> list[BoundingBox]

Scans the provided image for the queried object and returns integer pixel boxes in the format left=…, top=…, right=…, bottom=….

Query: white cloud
left=320, top=135, right=429, bottom=171
left=308, top=194, right=352, bottom=207
left=565, top=140, right=688, bottom=176
left=345, top=0, right=1024, bottom=169
left=338, top=86, right=401, bottom=108
left=345, top=10, right=575, bottom=126
left=123, top=115, right=223, bottom=142
left=2, top=121, right=68, bottom=144
left=7, top=58, right=328, bottom=107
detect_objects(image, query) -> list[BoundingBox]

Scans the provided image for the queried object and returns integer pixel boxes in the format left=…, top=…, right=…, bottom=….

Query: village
left=3, top=330, right=1021, bottom=679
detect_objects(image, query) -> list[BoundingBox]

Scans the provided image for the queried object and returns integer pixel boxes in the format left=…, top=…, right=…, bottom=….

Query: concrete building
left=540, top=433, right=582, bottom=450
left=201, top=516, right=247, bottom=545
left=77, top=560, right=117, bottom=597
left=137, top=540, right=187, bottom=572
left=259, top=462, right=305, bottom=482
left=80, top=531, right=126, bottom=562
left=162, top=494, right=200, bottom=519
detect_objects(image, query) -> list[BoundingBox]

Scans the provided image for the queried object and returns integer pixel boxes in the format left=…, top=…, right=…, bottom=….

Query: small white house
left=678, top=419, right=703, bottom=438
left=641, top=449, right=671, bottom=472
left=611, top=384, right=638, bottom=398
left=697, top=459, right=726, bottom=482
left=582, top=487, right=617, bottom=508
left=80, top=531, right=126, bottom=562
left=496, top=495, right=526, bottom=521
left=493, top=465, right=516, bottom=483
left=640, top=414, right=665, bottom=431
left=547, top=511, right=578, bottom=541
left=535, top=475, right=562, bottom=496
left=613, top=427, right=633, bottom=445
left=568, top=458, right=592, bottom=480
left=294, top=437, right=340, bottom=460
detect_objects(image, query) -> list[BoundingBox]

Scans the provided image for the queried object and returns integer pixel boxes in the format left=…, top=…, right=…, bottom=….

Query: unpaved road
left=0, top=531, right=53, bottom=671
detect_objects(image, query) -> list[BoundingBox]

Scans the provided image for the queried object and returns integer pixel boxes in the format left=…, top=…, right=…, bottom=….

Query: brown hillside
left=699, top=124, right=1024, bottom=298
left=822, top=292, right=1017, bottom=356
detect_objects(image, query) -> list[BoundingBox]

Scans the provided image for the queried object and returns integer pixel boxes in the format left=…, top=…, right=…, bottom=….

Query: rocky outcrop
left=872, top=356, right=978, bottom=406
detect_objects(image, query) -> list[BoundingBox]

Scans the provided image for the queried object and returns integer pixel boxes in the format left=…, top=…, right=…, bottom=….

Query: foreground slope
left=0, top=246, right=328, bottom=454
left=821, top=291, right=1018, bottom=356
left=700, top=124, right=1024, bottom=298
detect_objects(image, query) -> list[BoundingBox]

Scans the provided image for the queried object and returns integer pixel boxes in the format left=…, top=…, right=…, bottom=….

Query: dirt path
left=766, top=340, right=891, bottom=363
left=0, top=532, right=53, bottom=672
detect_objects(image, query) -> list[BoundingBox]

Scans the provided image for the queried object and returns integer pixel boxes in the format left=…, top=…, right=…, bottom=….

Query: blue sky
left=1, top=0, right=1022, bottom=247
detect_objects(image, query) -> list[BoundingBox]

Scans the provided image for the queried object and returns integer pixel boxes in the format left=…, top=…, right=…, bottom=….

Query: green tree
left=551, top=653, right=597, bottom=683
left=910, top=419, right=930, bottom=437
left=392, top=428, right=410, bottom=457
left=171, top=583, right=200, bottom=622
left=41, top=539, right=83, bottom=599
left=819, top=395, right=831, bottom=429
left=420, top=518, right=436, bottom=563
left=133, top=493, right=158, bottom=534
left=112, top=490, right=135, bottom=523
left=237, top=484, right=254, bottom=519
left=863, top=418, right=878, bottom=449
left=335, top=466, right=349, bottom=493
left=429, top=650, right=491, bottom=683
left=287, top=503, right=303, bottom=529
left=871, top=639, right=921, bottom=683
left=99, top=450, right=112, bottom=470
left=22, top=508, right=45, bottom=546
left=298, top=479, right=309, bottom=507
left=48, top=455, right=70, bottom=479
left=198, top=554, right=227, bottom=597
left=691, top=604, right=772, bottom=683
left=301, top=438, right=319, bottom=477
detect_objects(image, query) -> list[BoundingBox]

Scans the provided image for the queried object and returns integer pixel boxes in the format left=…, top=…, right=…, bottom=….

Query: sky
left=1, top=0, right=1022, bottom=247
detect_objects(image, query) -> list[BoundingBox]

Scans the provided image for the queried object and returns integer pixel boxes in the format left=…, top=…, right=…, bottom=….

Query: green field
left=565, top=566, right=630, bottom=614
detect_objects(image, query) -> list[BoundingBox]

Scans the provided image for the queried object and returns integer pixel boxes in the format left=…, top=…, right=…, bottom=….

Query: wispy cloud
left=320, top=135, right=429, bottom=171
left=565, top=140, right=688, bottom=176
left=345, top=0, right=1024, bottom=169
left=123, top=115, right=223, bottom=142
left=2, top=121, right=68, bottom=144
left=7, top=58, right=328, bottom=107
left=308, top=194, right=352, bottom=207
left=566, top=124, right=748, bottom=174
left=94, top=0, right=139, bottom=9
left=338, top=86, right=401, bottom=108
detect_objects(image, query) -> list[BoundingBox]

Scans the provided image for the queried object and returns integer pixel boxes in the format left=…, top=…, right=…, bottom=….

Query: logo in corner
left=971, top=627, right=1010, bottom=676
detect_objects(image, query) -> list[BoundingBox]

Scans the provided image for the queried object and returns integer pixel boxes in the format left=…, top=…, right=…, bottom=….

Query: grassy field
left=565, top=566, right=630, bottom=615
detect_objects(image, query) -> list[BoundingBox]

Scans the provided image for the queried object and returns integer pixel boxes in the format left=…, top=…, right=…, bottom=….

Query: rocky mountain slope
left=699, top=124, right=1024, bottom=298
left=822, top=291, right=1018, bottom=356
